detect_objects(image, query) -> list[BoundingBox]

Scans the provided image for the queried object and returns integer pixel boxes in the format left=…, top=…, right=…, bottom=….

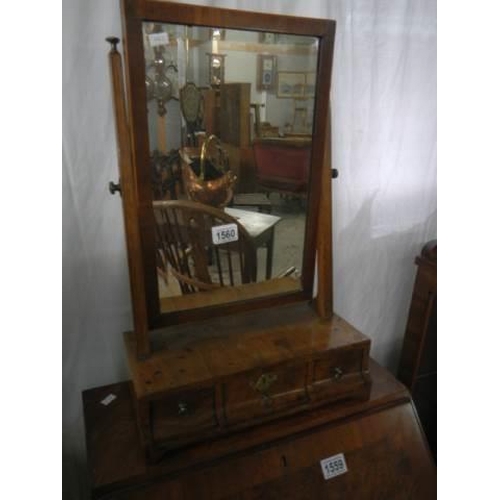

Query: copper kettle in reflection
left=180, top=135, right=237, bottom=208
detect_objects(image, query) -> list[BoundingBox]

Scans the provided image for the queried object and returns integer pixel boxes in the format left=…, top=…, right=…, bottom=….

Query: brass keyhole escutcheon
left=252, top=373, right=278, bottom=407
left=252, top=373, right=278, bottom=401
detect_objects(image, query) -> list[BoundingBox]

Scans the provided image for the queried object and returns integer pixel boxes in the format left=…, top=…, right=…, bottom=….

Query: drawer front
left=223, top=363, right=308, bottom=425
left=309, top=348, right=368, bottom=400
left=151, top=386, right=216, bottom=446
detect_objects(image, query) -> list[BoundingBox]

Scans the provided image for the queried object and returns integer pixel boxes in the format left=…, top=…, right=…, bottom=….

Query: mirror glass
left=141, top=22, right=320, bottom=313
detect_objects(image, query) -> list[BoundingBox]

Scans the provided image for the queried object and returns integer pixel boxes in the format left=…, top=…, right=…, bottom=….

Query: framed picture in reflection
left=257, top=54, right=277, bottom=91
left=277, top=72, right=306, bottom=98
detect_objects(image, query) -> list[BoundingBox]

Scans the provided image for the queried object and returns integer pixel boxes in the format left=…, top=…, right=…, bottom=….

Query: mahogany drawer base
left=123, top=303, right=372, bottom=462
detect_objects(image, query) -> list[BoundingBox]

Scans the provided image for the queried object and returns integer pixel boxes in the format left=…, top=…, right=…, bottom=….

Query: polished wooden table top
left=225, top=207, right=280, bottom=242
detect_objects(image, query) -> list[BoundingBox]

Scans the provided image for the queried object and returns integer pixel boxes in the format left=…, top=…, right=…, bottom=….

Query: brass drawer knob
left=331, top=366, right=343, bottom=381
left=177, top=402, right=189, bottom=416
left=252, top=373, right=278, bottom=397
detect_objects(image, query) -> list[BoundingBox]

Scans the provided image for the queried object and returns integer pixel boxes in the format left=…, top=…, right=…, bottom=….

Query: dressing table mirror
left=113, top=0, right=338, bottom=357
left=107, top=0, right=373, bottom=464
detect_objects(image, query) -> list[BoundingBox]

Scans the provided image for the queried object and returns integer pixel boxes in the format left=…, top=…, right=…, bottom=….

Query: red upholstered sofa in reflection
left=252, top=137, right=312, bottom=196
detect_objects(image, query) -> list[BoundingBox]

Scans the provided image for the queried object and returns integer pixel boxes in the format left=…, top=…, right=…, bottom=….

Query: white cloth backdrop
left=62, top=0, right=436, bottom=497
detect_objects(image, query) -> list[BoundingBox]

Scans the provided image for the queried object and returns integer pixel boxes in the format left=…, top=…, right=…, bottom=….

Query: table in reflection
left=225, top=207, right=281, bottom=280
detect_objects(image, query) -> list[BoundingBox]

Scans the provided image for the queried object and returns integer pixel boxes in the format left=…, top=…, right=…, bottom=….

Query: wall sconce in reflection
left=207, top=28, right=226, bottom=89
left=209, top=28, right=225, bottom=49
left=206, top=53, right=226, bottom=89
left=146, top=46, right=178, bottom=116
left=143, top=23, right=179, bottom=117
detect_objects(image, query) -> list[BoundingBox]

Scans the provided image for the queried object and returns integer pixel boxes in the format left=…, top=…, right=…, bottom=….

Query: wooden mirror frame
left=116, top=0, right=335, bottom=357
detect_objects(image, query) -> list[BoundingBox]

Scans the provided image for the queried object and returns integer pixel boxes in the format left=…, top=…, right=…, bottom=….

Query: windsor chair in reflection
left=154, top=200, right=257, bottom=294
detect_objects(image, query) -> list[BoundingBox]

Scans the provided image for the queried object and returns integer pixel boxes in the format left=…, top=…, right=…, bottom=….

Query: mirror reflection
left=142, top=22, right=319, bottom=309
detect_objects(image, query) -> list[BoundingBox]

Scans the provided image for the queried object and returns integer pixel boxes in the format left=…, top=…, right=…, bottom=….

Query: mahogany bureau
left=398, top=240, right=437, bottom=460
left=83, top=360, right=436, bottom=499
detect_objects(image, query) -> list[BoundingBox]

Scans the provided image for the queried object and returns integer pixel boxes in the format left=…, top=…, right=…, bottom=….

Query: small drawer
left=151, top=386, right=216, bottom=446
left=309, top=348, right=368, bottom=400
left=223, top=363, right=308, bottom=425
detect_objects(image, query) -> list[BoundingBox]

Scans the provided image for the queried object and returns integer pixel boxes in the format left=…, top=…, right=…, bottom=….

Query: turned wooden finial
left=106, top=36, right=120, bottom=52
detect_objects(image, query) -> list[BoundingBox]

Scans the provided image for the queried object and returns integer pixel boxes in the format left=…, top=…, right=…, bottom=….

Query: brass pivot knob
left=108, top=181, right=121, bottom=195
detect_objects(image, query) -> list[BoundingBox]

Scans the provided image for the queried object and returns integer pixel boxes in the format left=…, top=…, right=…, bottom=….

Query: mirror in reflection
left=142, top=22, right=319, bottom=309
